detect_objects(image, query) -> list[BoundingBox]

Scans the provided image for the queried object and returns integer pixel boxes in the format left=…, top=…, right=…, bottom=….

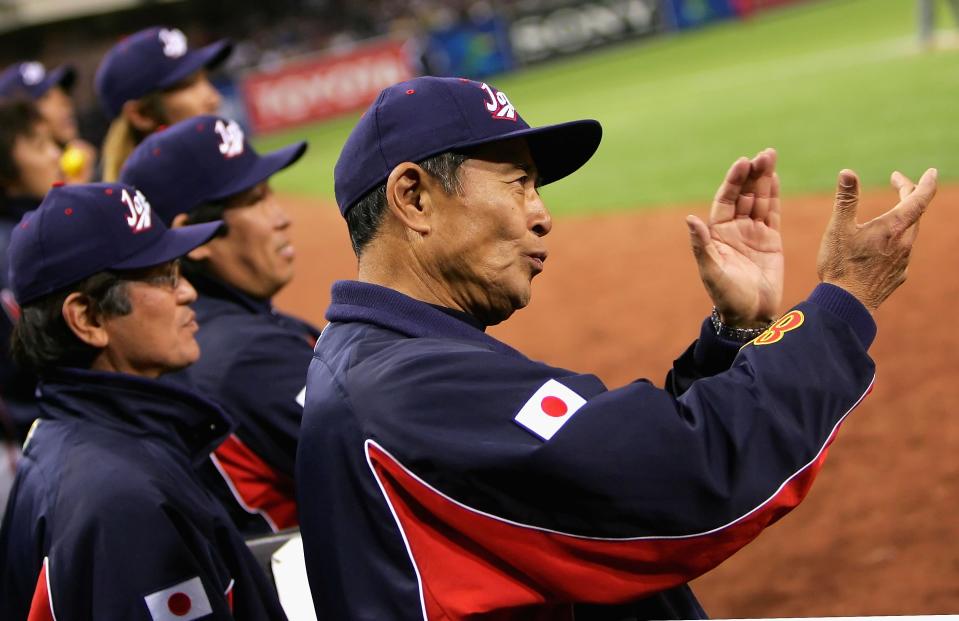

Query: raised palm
left=687, top=148, right=783, bottom=327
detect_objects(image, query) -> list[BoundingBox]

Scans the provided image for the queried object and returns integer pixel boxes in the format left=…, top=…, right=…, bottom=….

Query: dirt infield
left=275, top=184, right=959, bottom=617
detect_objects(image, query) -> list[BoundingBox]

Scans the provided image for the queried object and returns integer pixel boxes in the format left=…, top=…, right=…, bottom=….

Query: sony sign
left=509, top=0, right=662, bottom=64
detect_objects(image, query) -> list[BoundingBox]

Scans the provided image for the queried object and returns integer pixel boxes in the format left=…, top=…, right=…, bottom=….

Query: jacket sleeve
left=40, top=497, right=238, bottom=621
left=200, top=329, right=311, bottom=533
left=664, top=316, right=743, bottom=397
left=358, top=284, right=876, bottom=605
left=210, top=328, right=314, bottom=476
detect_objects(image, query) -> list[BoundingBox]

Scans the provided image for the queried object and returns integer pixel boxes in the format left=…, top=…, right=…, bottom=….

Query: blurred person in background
left=121, top=115, right=317, bottom=537
left=0, top=182, right=287, bottom=620
left=918, top=0, right=959, bottom=46
left=0, top=61, right=96, bottom=183
left=0, top=99, right=63, bottom=443
left=95, top=26, right=231, bottom=181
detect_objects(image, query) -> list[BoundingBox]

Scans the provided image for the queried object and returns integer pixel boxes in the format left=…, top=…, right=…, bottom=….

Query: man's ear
left=121, top=99, right=160, bottom=133
left=62, top=292, right=110, bottom=348
left=385, top=163, right=437, bottom=235
left=170, top=213, right=190, bottom=229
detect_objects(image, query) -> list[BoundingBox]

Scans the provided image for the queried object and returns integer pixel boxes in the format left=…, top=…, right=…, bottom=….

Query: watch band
left=710, top=307, right=773, bottom=342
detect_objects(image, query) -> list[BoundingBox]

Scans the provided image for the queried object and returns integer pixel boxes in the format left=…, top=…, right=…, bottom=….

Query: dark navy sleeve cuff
left=692, top=316, right=745, bottom=374
left=807, top=283, right=876, bottom=350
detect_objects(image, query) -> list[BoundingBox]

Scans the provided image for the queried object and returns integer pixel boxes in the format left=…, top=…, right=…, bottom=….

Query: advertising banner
left=425, top=16, right=515, bottom=79
left=241, top=39, right=414, bottom=133
left=664, top=0, right=737, bottom=30
left=731, top=0, right=811, bottom=16
left=506, top=0, right=663, bottom=65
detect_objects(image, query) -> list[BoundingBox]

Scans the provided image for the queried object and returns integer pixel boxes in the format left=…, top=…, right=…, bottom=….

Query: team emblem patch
left=214, top=119, right=244, bottom=158
left=19, top=62, right=45, bottom=85
left=480, top=82, right=517, bottom=121
left=121, top=188, right=152, bottom=233
left=514, top=379, right=586, bottom=441
left=144, top=576, right=212, bottom=621
left=753, top=310, right=805, bottom=346
left=158, top=28, right=188, bottom=58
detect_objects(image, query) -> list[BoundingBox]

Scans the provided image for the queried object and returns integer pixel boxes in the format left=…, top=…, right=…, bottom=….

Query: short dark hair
left=183, top=200, right=228, bottom=227
left=179, top=198, right=232, bottom=281
left=345, top=150, right=469, bottom=256
left=0, top=98, right=44, bottom=191
left=11, top=272, right=132, bottom=374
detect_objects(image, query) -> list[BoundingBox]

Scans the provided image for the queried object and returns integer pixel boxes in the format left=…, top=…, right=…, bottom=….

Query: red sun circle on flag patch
left=540, top=396, right=568, bottom=417
left=167, top=592, right=192, bottom=616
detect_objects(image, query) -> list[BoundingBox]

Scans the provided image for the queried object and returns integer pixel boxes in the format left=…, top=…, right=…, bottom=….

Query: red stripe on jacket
left=27, top=557, right=55, bottom=621
left=366, top=422, right=847, bottom=619
left=212, top=434, right=297, bottom=532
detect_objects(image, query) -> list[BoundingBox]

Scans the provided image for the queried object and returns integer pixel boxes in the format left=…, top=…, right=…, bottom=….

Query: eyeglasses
left=117, top=259, right=182, bottom=291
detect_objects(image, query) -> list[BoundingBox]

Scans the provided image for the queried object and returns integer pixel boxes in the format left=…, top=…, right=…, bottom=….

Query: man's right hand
left=817, top=167, right=938, bottom=312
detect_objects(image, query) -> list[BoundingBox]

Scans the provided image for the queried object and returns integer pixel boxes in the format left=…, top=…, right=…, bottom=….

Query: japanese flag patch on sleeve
left=144, top=576, right=213, bottom=621
left=513, top=379, right=587, bottom=441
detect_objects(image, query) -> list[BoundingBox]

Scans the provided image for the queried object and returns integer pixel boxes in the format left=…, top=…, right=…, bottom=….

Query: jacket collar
left=325, top=280, right=527, bottom=360
left=37, top=367, right=232, bottom=465
left=187, top=266, right=273, bottom=315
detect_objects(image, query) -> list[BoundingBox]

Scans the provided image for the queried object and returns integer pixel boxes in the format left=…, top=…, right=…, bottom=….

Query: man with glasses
left=0, top=183, right=287, bottom=620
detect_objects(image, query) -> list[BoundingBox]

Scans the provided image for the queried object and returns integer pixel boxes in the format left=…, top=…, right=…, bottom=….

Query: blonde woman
left=95, top=26, right=231, bottom=181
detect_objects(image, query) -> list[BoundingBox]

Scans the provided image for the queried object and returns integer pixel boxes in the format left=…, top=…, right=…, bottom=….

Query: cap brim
left=455, top=119, right=602, bottom=188
left=208, top=141, right=308, bottom=202
left=48, top=65, right=76, bottom=93
left=28, top=65, right=76, bottom=98
left=112, top=221, right=222, bottom=270
left=197, top=39, right=234, bottom=71
left=157, top=39, right=234, bottom=90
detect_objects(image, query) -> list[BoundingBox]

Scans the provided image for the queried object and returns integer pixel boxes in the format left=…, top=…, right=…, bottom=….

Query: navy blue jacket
left=175, top=270, right=320, bottom=536
left=0, top=367, right=287, bottom=620
left=1, top=196, right=41, bottom=442
left=297, top=280, right=877, bottom=620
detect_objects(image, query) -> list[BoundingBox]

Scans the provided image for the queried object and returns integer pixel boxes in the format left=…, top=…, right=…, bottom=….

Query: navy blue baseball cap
left=119, top=115, right=307, bottom=225
left=8, top=182, right=222, bottom=305
left=334, top=76, right=602, bottom=216
left=0, top=61, right=76, bottom=99
left=95, top=26, right=232, bottom=118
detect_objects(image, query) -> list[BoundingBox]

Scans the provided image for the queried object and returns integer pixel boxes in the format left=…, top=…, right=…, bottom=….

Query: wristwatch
left=710, top=307, right=773, bottom=342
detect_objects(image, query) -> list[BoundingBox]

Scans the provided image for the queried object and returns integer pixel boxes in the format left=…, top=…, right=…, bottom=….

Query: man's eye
left=513, top=176, right=528, bottom=185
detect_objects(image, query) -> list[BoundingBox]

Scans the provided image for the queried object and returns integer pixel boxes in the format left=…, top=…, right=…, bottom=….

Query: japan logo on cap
left=214, top=119, right=244, bottom=158
left=144, top=576, right=212, bottom=621
left=480, top=82, right=516, bottom=121
left=122, top=188, right=153, bottom=233
left=514, top=379, right=587, bottom=441
left=19, top=62, right=46, bottom=85
left=158, top=28, right=188, bottom=58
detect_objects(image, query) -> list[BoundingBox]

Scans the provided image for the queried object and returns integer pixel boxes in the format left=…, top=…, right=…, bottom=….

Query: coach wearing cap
left=121, top=115, right=316, bottom=536
left=0, top=183, right=287, bottom=620
left=0, top=61, right=77, bottom=147
left=0, top=60, right=95, bottom=183
left=96, top=26, right=231, bottom=181
left=295, top=76, right=937, bottom=619
left=0, top=99, right=64, bottom=449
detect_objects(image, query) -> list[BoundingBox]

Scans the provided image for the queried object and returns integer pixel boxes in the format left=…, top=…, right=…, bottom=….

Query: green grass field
left=257, top=0, right=959, bottom=216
